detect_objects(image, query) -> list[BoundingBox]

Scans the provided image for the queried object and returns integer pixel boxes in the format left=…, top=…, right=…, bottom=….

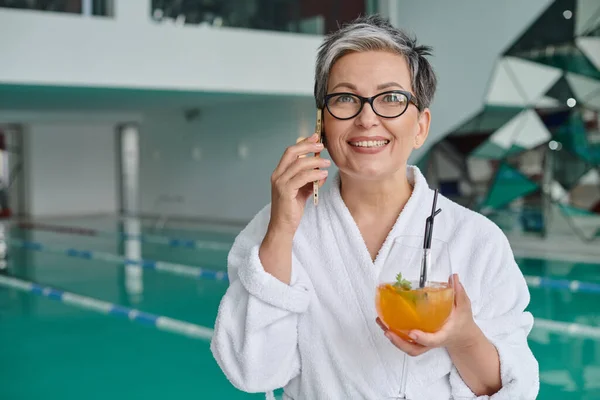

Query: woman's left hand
left=376, top=274, right=481, bottom=357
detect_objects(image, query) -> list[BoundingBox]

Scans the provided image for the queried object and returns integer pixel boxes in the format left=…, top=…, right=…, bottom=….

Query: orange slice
left=393, top=289, right=421, bottom=325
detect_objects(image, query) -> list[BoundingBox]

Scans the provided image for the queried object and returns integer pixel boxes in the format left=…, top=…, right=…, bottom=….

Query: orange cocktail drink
left=376, top=278, right=454, bottom=341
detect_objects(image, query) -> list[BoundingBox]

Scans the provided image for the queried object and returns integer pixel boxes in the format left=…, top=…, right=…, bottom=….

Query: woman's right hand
left=259, top=133, right=330, bottom=284
left=268, top=133, right=330, bottom=236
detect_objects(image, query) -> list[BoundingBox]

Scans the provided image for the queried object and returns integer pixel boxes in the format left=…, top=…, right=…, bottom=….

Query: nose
left=355, top=101, right=380, bottom=130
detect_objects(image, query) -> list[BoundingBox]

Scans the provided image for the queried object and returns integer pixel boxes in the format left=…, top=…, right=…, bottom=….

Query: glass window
left=0, top=0, right=113, bottom=17
left=150, top=0, right=377, bottom=34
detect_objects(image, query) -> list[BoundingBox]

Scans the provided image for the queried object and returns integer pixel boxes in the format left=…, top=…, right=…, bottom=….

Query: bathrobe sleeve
left=210, top=205, right=313, bottom=393
left=449, top=224, right=540, bottom=399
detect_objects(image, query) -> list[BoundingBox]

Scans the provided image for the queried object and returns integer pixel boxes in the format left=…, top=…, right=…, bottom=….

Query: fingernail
left=408, top=332, right=418, bottom=341
left=323, top=159, right=330, bottom=164
left=315, top=142, right=324, bottom=148
left=320, top=170, right=329, bottom=176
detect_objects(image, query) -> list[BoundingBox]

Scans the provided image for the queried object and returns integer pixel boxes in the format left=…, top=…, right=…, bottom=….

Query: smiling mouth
left=348, top=139, right=390, bottom=148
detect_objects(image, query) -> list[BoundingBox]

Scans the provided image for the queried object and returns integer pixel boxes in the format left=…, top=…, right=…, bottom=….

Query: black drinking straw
left=420, top=189, right=442, bottom=288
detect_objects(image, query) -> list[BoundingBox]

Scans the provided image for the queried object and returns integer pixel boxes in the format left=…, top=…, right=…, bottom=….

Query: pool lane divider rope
left=1, top=273, right=599, bottom=341
left=524, top=275, right=600, bottom=295
left=0, top=274, right=214, bottom=340
left=7, top=238, right=228, bottom=282
left=15, top=222, right=233, bottom=251
left=532, top=318, right=600, bottom=340
left=6, top=238, right=600, bottom=295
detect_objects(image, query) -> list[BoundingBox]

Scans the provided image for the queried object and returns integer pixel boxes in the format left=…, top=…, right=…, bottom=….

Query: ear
left=414, top=108, right=431, bottom=149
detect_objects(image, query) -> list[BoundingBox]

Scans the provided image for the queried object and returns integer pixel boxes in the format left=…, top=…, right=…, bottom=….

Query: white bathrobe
left=210, top=166, right=540, bottom=399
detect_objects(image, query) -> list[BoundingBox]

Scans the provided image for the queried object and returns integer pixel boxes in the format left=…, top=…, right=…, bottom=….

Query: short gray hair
left=314, top=15, right=437, bottom=112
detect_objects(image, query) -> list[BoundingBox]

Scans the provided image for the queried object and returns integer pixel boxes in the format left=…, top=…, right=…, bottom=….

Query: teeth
left=349, top=140, right=389, bottom=148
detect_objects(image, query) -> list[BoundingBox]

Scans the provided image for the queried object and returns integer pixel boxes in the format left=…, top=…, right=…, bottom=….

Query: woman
left=211, top=15, right=539, bottom=399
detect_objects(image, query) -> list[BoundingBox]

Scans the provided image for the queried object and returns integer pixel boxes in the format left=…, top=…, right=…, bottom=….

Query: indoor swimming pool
left=1, top=216, right=599, bottom=399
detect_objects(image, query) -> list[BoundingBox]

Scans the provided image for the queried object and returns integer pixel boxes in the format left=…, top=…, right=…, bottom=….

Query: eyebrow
left=330, top=82, right=406, bottom=92
left=377, top=82, right=405, bottom=90
left=331, top=82, right=357, bottom=91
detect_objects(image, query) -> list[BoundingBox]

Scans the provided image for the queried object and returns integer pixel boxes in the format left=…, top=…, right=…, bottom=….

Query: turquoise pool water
left=1, top=217, right=598, bottom=399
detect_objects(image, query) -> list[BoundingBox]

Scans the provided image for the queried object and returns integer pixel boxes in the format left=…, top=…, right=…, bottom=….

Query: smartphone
left=313, top=108, right=323, bottom=206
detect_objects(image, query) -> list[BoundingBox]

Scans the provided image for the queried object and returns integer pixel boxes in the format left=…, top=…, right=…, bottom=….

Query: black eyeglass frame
left=324, top=89, right=420, bottom=120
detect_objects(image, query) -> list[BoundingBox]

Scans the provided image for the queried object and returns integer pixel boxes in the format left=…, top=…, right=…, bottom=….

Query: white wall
left=139, top=97, right=321, bottom=222
left=384, top=0, right=554, bottom=161
left=0, top=2, right=320, bottom=96
left=27, top=122, right=117, bottom=217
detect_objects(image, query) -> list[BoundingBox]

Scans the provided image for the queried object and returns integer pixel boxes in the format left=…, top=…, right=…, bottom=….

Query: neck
left=339, top=167, right=413, bottom=220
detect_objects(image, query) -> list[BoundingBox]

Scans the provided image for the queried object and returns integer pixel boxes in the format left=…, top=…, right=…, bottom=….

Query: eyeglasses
left=324, top=90, right=419, bottom=120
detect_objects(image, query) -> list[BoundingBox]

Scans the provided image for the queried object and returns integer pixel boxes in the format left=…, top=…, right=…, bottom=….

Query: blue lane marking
left=138, top=235, right=231, bottom=251
left=182, top=240, right=196, bottom=248
left=67, top=248, right=79, bottom=257
left=8, top=239, right=229, bottom=283
left=535, top=278, right=570, bottom=290
left=47, top=288, right=64, bottom=300
left=24, top=242, right=43, bottom=251
left=524, top=275, right=600, bottom=294
left=201, top=269, right=218, bottom=280
left=135, top=311, right=159, bottom=326
left=30, top=283, right=63, bottom=299
left=109, top=305, right=131, bottom=318
left=30, top=283, right=45, bottom=296
left=80, top=250, right=92, bottom=259
left=579, top=282, right=600, bottom=293
left=142, top=260, right=157, bottom=269
left=0, top=275, right=214, bottom=341
left=14, top=222, right=233, bottom=252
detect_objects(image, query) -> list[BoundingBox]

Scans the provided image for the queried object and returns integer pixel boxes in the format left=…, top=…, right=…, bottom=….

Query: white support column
left=118, top=123, right=143, bottom=303
left=82, top=0, right=92, bottom=16
left=124, top=217, right=143, bottom=303
left=119, top=123, right=139, bottom=215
